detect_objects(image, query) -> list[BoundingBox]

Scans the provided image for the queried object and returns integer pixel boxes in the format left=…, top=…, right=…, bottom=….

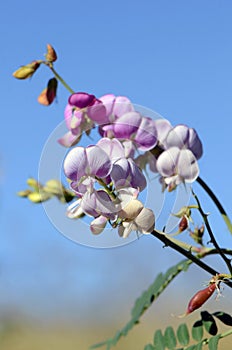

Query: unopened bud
left=27, top=177, right=41, bottom=190
left=17, top=189, right=32, bottom=197
left=45, top=44, right=57, bottom=62
left=13, top=61, right=40, bottom=79
left=179, top=215, right=189, bottom=232
left=118, top=199, right=143, bottom=220
left=38, top=77, right=58, bottom=106
left=190, top=224, right=205, bottom=245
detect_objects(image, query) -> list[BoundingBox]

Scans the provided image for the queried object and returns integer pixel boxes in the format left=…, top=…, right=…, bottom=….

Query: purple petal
left=63, top=147, right=87, bottom=180
left=156, top=147, right=180, bottom=177
left=113, top=112, right=142, bottom=139
left=128, top=158, right=147, bottom=191
left=81, top=190, right=116, bottom=218
left=68, top=92, right=96, bottom=108
left=87, top=101, right=108, bottom=124
left=188, top=128, right=203, bottom=159
left=86, top=145, right=112, bottom=178
left=110, top=158, right=130, bottom=188
left=134, top=117, right=157, bottom=150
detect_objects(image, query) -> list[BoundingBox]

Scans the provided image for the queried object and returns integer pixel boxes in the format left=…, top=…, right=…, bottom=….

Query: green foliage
left=89, top=260, right=191, bottom=349
left=143, top=311, right=232, bottom=350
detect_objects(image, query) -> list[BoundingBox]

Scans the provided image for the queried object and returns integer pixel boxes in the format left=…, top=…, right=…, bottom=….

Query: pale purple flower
left=156, top=146, right=199, bottom=190
left=113, top=112, right=157, bottom=151
left=96, top=138, right=125, bottom=162
left=110, top=157, right=147, bottom=191
left=99, top=94, right=134, bottom=122
left=63, top=145, right=112, bottom=194
left=81, top=190, right=116, bottom=219
left=165, top=124, right=203, bottom=159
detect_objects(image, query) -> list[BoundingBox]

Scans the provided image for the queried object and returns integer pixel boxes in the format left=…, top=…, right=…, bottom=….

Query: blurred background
left=1, top=0, right=232, bottom=349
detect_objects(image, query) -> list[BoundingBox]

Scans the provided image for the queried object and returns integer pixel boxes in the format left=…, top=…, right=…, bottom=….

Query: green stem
left=192, top=190, right=232, bottom=276
left=46, top=63, right=75, bottom=94
left=197, top=176, right=232, bottom=234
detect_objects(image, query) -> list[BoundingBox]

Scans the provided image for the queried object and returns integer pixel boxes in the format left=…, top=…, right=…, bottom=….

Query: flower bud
left=186, top=282, right=217, bottom=315
left=45, top=44, right=57, bottom=62
left=118, top=199, right=144, bottom=220
left=38, top=77, right=58, bottom=106
left=13, top=61, right=40, bottom=79
left=189, top=224, right=205, bottom=245
left=179, top=215, right=189, bottom=232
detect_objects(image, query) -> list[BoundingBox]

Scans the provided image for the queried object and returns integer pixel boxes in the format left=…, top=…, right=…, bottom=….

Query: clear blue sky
left=1, top=0, right=232, bottom=327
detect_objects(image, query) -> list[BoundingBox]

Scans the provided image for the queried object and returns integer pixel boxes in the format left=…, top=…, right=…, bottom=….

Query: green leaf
left=90, top=260, right=191, bottom=349
left=208, top=334, right=220, bottom=350
left=201, top=311, right=218, bottom=336
left=153, top=329, right=165, bottom=350
left=144, top=344, right=155, bottom=350
left=192, top=320, right=203, bottom=342
left=164, top=326, right=177, bottom=349
left=177, top=323, right=190, bottom=346
left=213, top=311, right=232, bottom=326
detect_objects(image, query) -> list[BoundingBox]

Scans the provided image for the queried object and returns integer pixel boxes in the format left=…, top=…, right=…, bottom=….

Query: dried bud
left=45, top=44, right=57, bottom=62
left=13, top=61, right=40, bottom=79
left=179, top=215, right=189, bottom=232
left=190, top=224, right=205, bottom=245
left=38, top=77, right=58, bottom=106
left=186, top=283, right=217, bottom=315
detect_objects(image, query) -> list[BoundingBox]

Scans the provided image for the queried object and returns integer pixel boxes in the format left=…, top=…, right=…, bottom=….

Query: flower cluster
left=62, top=92, right=203, bottom=237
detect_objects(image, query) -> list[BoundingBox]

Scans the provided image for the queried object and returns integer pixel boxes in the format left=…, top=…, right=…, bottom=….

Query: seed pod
left=186, top=283, right=217, bottom=315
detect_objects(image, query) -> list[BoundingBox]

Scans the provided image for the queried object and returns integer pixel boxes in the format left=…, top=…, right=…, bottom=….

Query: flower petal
left=90, top=215, right=108, bottom=234
left=63, top=147, right=87, bottom=180
left=177, top=149, right=199, bottom=182
left=135, top=208, right=155, bottom=234
left=86, top=145, right=112, bottom=178
left=156, top=147, right=180, bottom=177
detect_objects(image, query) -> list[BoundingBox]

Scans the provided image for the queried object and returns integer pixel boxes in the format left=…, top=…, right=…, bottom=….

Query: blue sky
left=1, top=0, right=232, bottom=328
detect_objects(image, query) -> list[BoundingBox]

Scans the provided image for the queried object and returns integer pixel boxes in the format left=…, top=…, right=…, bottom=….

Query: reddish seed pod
left=179, top=215, right=189, bottom=232
left=186, top=283, right=217, bottom=314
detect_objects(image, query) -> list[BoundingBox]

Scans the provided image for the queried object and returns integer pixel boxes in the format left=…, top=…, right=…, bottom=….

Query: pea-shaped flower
left=63, top=145, right=112, bottom=194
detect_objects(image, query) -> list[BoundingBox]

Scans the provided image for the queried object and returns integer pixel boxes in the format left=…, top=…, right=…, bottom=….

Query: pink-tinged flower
left=63, top=145, right=112, bottom=194
left=113, top=112, right=157, bottom=151
left=110, top=157, right=147, bottom=191
left=165, top=124, right=203, bottom=159
left=99, top=94, right=134, bottom=122
left=90, top=215, right=108, bottom=234
left=156, top=146, right=199, bottom=190
left=98, top=94, right=134, bottom=137
left=118, top=204, right=155, bottom=238
left=58, top=92, right=106, bottom=147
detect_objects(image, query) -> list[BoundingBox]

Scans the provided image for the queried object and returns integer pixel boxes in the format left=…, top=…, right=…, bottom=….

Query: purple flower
left=156, top=146, right=199, bottom=190
left=110, top=157, right=147, bottom=191
left=63, top=145, right=112, bottom=194
left=58, top=92, right=106, bottom=147
left=113, top=112, right=157, bottom=151
left=164, top=124, right=203, bottom=159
